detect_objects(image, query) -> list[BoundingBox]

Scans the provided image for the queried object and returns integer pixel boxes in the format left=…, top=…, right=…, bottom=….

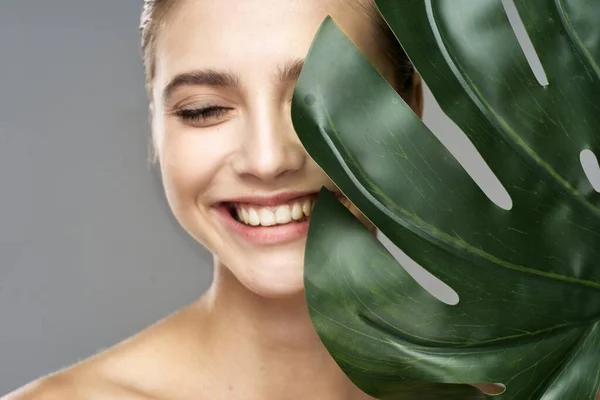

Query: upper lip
left=219, top=188, right=342, bottom=207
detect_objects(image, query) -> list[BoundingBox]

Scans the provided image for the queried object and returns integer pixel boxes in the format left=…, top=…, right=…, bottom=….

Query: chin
left=233, top=250, right=308, bottom=299
left=247, top=266, right=307, bottom=299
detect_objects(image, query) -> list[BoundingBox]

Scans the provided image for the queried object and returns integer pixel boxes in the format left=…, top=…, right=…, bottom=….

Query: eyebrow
left=161, top=58, right=305, bottom=104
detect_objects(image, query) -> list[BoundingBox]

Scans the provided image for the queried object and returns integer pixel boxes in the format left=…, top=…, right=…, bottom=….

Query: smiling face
left=148, top=0, right=414, bottom=298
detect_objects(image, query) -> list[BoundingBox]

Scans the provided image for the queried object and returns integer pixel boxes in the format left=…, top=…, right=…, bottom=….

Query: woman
left=3, top=0, right=504, bottom=399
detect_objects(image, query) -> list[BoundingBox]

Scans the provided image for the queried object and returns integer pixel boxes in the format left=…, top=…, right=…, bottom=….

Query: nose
left=231, top=107, right=307, bottom=182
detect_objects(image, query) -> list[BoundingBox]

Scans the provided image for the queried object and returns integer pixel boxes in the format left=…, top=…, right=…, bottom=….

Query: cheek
left=159, top=125, right=231, bottom=211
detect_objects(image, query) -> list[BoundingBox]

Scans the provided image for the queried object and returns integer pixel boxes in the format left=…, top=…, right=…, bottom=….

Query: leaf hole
left=421, top=82, right=513, bottom=211
left=377, top=231, right=459, bottom=306
left=501, top=0, right=549, bottom=86
left=580, top=149, right=600, bottom=192
left=474, top=383, right=507, bottom=396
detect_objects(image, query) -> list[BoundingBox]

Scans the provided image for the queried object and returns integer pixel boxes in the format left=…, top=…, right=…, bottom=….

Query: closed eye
left=175, top=106, right=232, bottom=125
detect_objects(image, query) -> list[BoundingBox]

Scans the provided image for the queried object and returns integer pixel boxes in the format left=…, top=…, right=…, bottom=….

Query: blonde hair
left=139, top=0, right=413, bottom=95
left=139, top=0, right=179, bottom=98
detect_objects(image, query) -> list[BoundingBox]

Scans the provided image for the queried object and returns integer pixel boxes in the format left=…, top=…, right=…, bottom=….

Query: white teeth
left=258, top=209, right=276, bottom=226
left=291, top=203, right=303, bottom=220
left=275, top=206, right=292, bottom=224
left=231, top=197, right=352, bottom=227
left=248, top=208, right=260, bottom=226
left=302, top=200, right=311, bottom=216
left=234, top=199, right=315, bottom=226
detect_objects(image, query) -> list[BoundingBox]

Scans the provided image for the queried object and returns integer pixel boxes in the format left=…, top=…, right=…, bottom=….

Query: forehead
left=152, top=0, right=390, bottom=97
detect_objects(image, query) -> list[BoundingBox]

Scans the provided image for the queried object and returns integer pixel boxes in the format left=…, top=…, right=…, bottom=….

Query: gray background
left=0, top=0, right=543, bottom=395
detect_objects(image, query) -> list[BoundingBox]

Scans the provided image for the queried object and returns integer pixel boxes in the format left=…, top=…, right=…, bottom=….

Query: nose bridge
left=233, top=99, right=305, bottom=180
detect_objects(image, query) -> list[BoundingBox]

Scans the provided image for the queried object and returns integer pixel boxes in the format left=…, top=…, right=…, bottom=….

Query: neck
left=190, top=259, right=374, bottom=400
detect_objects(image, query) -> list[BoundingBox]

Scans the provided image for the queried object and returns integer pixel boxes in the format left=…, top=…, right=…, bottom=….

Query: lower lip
left=214, top=204, right=311, bottom=245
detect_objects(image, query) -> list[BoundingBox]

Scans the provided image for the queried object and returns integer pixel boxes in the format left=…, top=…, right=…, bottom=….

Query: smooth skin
left=3, top=0, right=515, bottom=399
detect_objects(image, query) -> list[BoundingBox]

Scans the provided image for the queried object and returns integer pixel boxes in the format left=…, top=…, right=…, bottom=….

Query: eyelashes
left=172, top=97, right=293, bottom=126
left=174, top=105, right=232, bottom=125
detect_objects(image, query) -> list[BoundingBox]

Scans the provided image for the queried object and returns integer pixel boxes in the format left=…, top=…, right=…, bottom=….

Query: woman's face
left=151, top=0, right=397, bottom=298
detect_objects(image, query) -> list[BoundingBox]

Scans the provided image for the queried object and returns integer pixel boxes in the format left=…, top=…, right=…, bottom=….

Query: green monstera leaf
left=291, top=0, right=600, bottom=399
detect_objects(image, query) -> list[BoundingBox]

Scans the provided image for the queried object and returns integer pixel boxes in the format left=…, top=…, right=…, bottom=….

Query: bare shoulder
left=1, top=374, right=71, bottom=400
left=2, top=304, right=206, bottom=400
left=1, top=371, right=155, bottom=400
